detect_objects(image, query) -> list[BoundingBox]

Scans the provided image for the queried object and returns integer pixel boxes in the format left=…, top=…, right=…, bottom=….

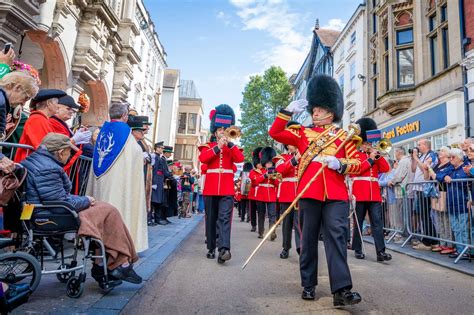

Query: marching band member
left=240, top=162, right=253, bottom=222
left=274, top=135, right=301, bottom=259
left=268, top=74, right=362, bottom=305
left=350, top=118, right=392, bottom=262
left=253, top=147, right=278, bottom=240
left=199, top=104, right=244, bottom=263
left=248, top=147, right=263, bottom=232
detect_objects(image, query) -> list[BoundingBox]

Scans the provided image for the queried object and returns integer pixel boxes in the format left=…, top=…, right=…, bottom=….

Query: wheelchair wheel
left=66, top=277, right=84, bottom=298
left=56, top=263, right=76, bottom=283
left=0, top=251, right=42, bottom=292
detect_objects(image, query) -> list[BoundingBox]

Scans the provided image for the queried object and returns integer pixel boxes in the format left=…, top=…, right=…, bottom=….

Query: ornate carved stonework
left=0, top=0, right=43, bottom=44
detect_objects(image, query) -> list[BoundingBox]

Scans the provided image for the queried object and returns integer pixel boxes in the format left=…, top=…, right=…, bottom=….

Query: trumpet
left=367, top=138, right=392, bottom=159
left=224, top=126, right=242, bottom=140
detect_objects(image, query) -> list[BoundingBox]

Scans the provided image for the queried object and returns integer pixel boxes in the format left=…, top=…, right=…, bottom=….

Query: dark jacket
left=180, top=172, right=195, bottom=192
left=20, top=148, right=90, bottom=211
left=0, top=89, right=9, bottom=159
left=436, top=162, right=469, bottom=214
left=151, top=154, right=172, bottom=204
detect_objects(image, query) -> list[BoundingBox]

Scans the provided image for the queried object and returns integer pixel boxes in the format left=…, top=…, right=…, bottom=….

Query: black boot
left=250, top=226, right=256, bottom=232
left=333, top=289, right=362, bottom=306
left=206, top=249, right=215, bottom=259
left=377, top=249, right=392, bottom=262
left=280, top=249, right=289, bottom=259
left=217, top=248, right=231, bottom=264
left=301, top=286, right=315, bottom=300
left=270, top=231, right=277, bottom=241
left=354, top=250, right=365, bottom=259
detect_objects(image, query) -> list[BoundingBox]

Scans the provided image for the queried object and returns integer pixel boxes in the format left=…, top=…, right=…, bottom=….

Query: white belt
left=282, top=177, right=298, bottom=182
left=258, top=184, right=275, bottom=188
left=353, top=176, right=378, bottom=182
left=207, top=168, right=233, bottom=174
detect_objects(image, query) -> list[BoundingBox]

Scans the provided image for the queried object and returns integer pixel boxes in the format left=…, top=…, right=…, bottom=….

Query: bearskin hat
left=356, top=117, right=378, bottom=142
left=209, top=104, right=235, bottom=133
left=306, top=74, right=343, bottom=123
left=252, top=147, right=263, bottom=168
left=260, top=147, right=277, bottom=167
left=243, top=162, right=253, bottom=172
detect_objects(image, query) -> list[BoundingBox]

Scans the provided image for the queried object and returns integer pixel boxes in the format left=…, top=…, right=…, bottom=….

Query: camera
left=3, top=43, right=12, bottom=54
left=408, top=147, right=419, bottom=155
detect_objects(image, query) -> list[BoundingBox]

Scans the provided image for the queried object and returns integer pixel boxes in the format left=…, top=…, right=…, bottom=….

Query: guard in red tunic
left=199, top=104, right=244, bottom=263
left=248, top=147, right=263, bottom=232
left=269, top=74, right=362, bottom=305
left=350, top=118, right=392, bottom=262
left=240, top=162, right=253, bottom=222
left=253, top=147, right=278, bottom=239
left=274, top=136, right=301, bottom=259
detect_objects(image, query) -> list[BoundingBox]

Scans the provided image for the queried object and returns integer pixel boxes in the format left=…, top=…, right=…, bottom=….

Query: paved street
left=123, top=212, right=474, bottom=315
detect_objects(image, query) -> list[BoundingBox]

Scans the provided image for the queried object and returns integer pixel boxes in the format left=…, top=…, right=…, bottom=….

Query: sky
left=143, top=0, right=361, bottom=128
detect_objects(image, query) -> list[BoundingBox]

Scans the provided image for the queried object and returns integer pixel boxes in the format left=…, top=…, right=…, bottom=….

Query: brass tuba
left=224, top=126, right=242, bottom=140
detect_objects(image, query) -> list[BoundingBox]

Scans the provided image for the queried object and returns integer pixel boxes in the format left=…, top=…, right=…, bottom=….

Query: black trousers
left=250, top=200, right=257, bottom=228
left=256, top=201, right=276, bottom=235
left=150, top=202, right=165, bottom=222
left=351, top=201, right=385, bottom=253
left=205, top=196, right=233, bottom=251
left=280, top=202, right=301, bottom=251
left=299, top=199, right=352, bottom=294
left=240, top=199, right=248, bottom=221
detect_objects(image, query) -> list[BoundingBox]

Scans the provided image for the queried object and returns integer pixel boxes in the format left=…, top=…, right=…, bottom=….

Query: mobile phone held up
left=3, top=43, right=12, bottom=54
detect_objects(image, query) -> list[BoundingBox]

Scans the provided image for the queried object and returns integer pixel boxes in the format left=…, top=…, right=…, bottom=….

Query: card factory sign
left=380, top=103, right=447, bottom=143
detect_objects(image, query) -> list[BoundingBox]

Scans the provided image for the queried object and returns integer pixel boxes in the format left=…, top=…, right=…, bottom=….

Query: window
left=396, top=29, right=413, bottom=45
left=350, top=62, right=356, bottom=91
left=349, top=112, right=355, bottom=123
left=350, top=32, right=356, bottom=45
left=397, top=48, right=415, bottom=87
left=385, top=55, right=389, bottom=91
left=428, top=3, right=449, bottom=74
left=175, top=144, right=194, bottom=161
left=187, top=113, right=197, bottom=134
left=178, top=113, right=187, bottom=134
left=339, top=75, right=344, bottom=95
left=372, top=14, right=377, bottom=34
left=442, top=27, right=449, bottom=69
left=433, top=133, right=448, bottom=150
left=373, top=78, right=378, bottom=107
left=430, top=35, right=438, bottom=75
left=429, top=14, right=437, bottom=32
left=440, top=5, right=447, bottom=23
left=373, top=62, right=378, bottom=76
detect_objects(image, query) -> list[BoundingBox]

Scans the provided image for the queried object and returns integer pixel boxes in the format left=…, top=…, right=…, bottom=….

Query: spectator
left=436, top=148, right=470, bottom=260
left=425, top=146, right=454, bottom=254
left=379, top=159, right=402, bottom=242
left=0, top=71, right=39, bottom=172
left=21, top=133, right=142, bottom=284
left=460, top=138, right=474, bottom=161
left=411, top=139, right=439, bottom=250
left=180, top=166, right=194, bottom=218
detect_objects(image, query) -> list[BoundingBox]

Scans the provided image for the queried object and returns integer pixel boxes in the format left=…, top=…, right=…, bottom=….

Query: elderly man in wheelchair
left=18, top=133, right=142, bottom=297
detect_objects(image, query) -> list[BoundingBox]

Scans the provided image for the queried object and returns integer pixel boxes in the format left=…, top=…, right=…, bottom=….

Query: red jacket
left=49, top=115, right=73, bottom=137
left=269, top=109, right=362, bottom=201
left=248, top=169, right=260, bottom=200
left=15, top=111, right=53, bottom=162
left=199, top=142, right=244, bottom=196
left=350, top=151, right=390, bottom=202
left=251, top=168, right=278, bottom=202
left=274, top=153, right=298, bottom=203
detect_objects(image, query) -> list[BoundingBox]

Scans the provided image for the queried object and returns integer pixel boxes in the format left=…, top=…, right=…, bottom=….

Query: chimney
left=315, top=18, right=320, bottom=30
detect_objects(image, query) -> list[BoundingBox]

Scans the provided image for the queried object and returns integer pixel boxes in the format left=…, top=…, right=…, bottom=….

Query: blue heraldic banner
left=93, top=121, right=131, bottom=178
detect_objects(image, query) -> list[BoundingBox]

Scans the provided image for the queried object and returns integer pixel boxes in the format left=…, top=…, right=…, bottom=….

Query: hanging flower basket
left=11, top=60, right=41, bottom=85
left=77, top=92, right=90, bottom=113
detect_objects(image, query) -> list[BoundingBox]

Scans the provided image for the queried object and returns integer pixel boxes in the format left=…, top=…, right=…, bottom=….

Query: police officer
left=269, top=74, right=362, bottom=306
left=350, top=118, right=392, bottom=262
left=199, top=104, right=244, bottom=263
left=151, top=141, right=172, bottom=225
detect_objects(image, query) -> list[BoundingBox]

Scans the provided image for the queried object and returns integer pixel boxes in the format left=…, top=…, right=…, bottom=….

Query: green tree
left=239, top=66, right=292, bottom=161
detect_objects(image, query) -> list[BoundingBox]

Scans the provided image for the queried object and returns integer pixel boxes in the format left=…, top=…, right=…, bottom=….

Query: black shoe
left=217, top=248, right=231, bottom=264
left=251, top=226, right=256, bottom=232
left=377, top=250, right=392, bottom=262
left=258, top=233, right=263, bottom=239
left=354, top=250, right=365, bottom=259
left=109, top=265, right=142, bottom=284
left=301, top=286, right=315, bottom=300
left=91, top=264, right=123, bottom=289
left=165, top=219, right=172, bottom=224
left=296, top=247, right=301, bottom=256
left=280, top=249, right=289, bottom=259
left=246, top=218, right=250, bottom=223
left=206, top=250, right=215, bottom=259
left=333, top=289, right=362, bottom=306
left=270, top=232, right=277, bottom=241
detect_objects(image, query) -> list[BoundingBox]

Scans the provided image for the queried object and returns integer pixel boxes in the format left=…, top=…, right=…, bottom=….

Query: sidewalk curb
left=87, top=215, right=204, bottom=314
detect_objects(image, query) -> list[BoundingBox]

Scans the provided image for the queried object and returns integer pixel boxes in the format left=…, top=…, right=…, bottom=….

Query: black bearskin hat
left=306, top=74, right=343, bottom=123
left=260, top=147, right=277, bottom=167
left=252, top=147, right=263, bottom=168
left=243, top=162, right=253, bottom=172
left=355, top=117, right=378, bottom=142
left=209, top=104, right=235, bottom=133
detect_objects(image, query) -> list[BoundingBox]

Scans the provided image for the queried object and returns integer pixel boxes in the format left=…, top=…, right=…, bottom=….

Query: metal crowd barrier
left=68, top=155, right=92, bottom=196
left=380, top=184, right=406, bottom=243
left=0, top=142, right=34, bottom=160
left=402, top=179, right=473, bottom=264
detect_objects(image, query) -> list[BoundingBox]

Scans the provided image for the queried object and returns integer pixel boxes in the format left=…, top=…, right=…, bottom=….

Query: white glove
left=143, top=152, right=151, bottom=161
left=285, top=99, right=308, bottom=114
left=152, top=185, right=157, bottom=190
left=324, top=156, right=341, bottom=171
left=72, top=129, right=92, bottom=145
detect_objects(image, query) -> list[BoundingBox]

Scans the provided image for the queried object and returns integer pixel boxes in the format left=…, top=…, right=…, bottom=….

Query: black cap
left=136, top=116, right=152, bottom=126
left=127, top=116, right=145, bottom=130
left=164, top=146, right=173, bottom=153
left=30, top=89, right=67, bottom=109
left=154, top=141, right=164, bottom=148
left=57, top=95, right=81, bottom=110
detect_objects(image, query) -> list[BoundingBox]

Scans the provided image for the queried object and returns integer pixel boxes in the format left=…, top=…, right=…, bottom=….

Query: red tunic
left=248, top=169, right=260, bottom=201
left=199, top=142, right=244, bottom=196
left=269, top=109, right=361, bottom=201
left=49, top=115, right=73, bottom=137
left=253, top=168, right=278, bottom=202
left=274, top=153, right=298, bottom=203
left=15, top=111, right=53, bottom=162
left=350, top=151, right=390, bottom=202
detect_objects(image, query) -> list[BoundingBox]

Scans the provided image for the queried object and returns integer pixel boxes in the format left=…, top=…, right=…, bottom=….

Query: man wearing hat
left=160, top=146, right=178, bottom=221
left=247, top=147, right=263, bottom=232
left=151, top=141, right=172, bottom=225
left=199, top=104, right=244, bottom=263
left=269, top=74, right=362, bottom=305
left=350, top=118, right=391, bottom=262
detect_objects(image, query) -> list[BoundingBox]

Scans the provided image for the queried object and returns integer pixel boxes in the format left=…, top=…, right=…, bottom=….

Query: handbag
left=0, top=168, right=27, bottom=205
left=431, top=191, right=447, bottom=212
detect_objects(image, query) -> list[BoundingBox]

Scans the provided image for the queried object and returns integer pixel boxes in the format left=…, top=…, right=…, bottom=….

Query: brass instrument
left=267, top=172, right=282, bottom=181
left=224, top=126, right=242, bottom=140
left=367, top=138, right=392, bottom=159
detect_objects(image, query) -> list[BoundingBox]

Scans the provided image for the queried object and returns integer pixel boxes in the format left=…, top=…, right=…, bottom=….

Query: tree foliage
left=239, top=66, right=292, bottom=161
